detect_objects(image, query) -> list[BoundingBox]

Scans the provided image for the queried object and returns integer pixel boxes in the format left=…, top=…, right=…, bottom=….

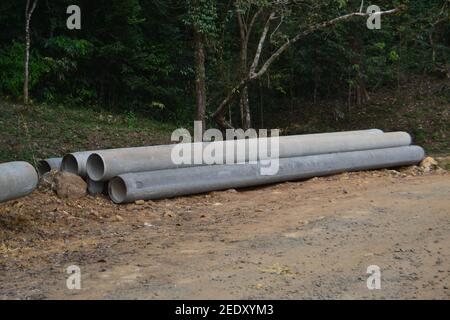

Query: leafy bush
left=0, top=41, right=51, bottom=99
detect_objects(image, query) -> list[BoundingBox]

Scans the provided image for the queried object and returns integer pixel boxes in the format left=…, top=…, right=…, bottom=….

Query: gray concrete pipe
left=87, top=178, right=107, bottom=195
left=61, top=151, right=97, bottom=178
left=87, top=129, right=385, bottom=181
left=88, top=130, right=410, bottom=182
left=0, top=161, right=39, bottom=203
left=61, top=130, right=382, bottom=178
left=37, top=158, right=62, bottom=176
left=108, top=146, right=425, bottom=204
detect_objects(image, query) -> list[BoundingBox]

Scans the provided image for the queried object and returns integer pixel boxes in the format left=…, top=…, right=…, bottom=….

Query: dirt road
left=0, top=169, right=449, bottom=300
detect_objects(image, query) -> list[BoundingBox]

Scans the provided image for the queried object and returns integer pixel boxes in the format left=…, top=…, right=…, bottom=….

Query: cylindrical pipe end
left=0, top=161, right=38, bottom=203
left=412, top=145, right=426, bottom=161
left=37, top=160, right=52, bottom=176
left=61, top=154, right=79, bottom=175
left=406, top=133, right=413, bottom=145
left=109, top=177, right=128, bottom=204
left=86, top=153, right=106, bottom=182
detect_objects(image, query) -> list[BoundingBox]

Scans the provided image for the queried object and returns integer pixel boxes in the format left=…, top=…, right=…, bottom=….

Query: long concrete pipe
left=86, top=129, right=385, bottom=181
left=87, top=130, right=410, bottom=182
left=61, top=130, right=380, bottom=179
left=37, top=158, right=62, bottom=176
left=108, top=146, right=425, bottom=204
left=0, top=161, right=39, bottom=203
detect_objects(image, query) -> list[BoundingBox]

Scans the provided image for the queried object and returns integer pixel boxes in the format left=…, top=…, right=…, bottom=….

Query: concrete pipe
left=88, top=130, right=410, bottom=182
left=37, top=158, right=62, bottom=176
left=108, top=146, right=425, bottom=204
left=64, top=130, right=381, bottom=179
left=0, top=161, right=39, bottom=203
left=283, top=129, right=383, bottom=137
left=87, top=129, right=385, bottom=181
left=61, top=151, right=98, bottom=178
left=87, top=178, right=106, bottom=195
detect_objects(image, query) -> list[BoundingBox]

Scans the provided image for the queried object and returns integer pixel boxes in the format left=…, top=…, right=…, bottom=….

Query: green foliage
left=45, top=36, right=93, bottom=58
left=185, top=0, right=218, bottom=38
left=0, top=0, right=448, bottom=129
left=124, top=110, right=138, bottom=129
left=0, top=100, right=176, bottom=164
left=0, top=42, right=51, bottom=98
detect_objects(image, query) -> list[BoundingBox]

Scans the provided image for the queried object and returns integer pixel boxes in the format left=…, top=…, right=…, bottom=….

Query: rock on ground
left=53, top=172, right=87, bottom=199
left=38, top=170, right=59, bottom=191
left=420, top=156, right=439, bottom=173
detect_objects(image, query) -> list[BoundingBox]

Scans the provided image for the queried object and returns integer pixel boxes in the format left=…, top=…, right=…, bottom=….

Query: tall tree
left=212, top=2, right=402, bottom=129
left=235, top=1, right=264, bottom=130
left=186, top=0, right=218, bottom=134
left=193, top=0, right=207, bottom=134
left=23, top=0, right=38, bottom=105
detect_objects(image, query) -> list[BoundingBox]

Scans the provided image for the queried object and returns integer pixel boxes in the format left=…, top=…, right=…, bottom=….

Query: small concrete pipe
left=0, top=161, right=39, bottom=203
left=87, top=178, right=107, bottom=195
left=88, top=130, right=410, bottom=182
left=61, top=151, right=98, bottom=178
left=37, top=158, right=62, bottom=176
left=108, top=146, right=425, bottom=204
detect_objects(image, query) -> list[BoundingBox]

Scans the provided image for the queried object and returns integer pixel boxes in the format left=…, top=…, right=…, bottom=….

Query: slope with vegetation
left=0, top=72, right=448, bottom=166
left=0, top=100, right=175, bottom=164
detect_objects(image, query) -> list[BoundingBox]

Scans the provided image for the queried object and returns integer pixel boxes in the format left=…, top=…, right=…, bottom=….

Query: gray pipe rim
left=109, top=177, right=128, bottom=203
left=37, top=161, right=52, bottom=176
left=86, top=153, right=106, bottom=181
left=61, top=154, right=79, bottom=175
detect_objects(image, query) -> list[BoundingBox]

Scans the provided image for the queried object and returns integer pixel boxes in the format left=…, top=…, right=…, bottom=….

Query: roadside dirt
left=0, top=167, right=449, bottom=300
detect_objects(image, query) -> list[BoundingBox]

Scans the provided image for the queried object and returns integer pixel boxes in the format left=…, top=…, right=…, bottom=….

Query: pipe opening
left=61, top=155, right=79, bottom=175
left=86, top=154, right=105, bottom=181
left=109, top=177, right=127, bottom=204
left=37, top=161, right=51, bottom=176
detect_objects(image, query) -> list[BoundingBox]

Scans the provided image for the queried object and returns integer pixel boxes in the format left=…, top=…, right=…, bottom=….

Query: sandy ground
left=0, top=168, right=449, bottom=300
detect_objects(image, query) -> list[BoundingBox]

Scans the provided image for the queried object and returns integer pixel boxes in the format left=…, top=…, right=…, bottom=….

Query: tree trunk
left=24, top=19, right=30, bottom=105
left=259, top=79, right=264, bottom=128
left=349, top=36, right=369, bottom=106
left=237, top=10, right=251, bottom=129
left=194, top=27, right=207, bottom=135
left=24, top=0, right=38, bottom=105
left=240, top=87, right=251, bottom=129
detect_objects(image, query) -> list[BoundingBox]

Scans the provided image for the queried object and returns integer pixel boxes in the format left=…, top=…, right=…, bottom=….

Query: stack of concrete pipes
left=0, top=129, right=426, bottom=204
left=28, top=129, right=422, bottom=204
